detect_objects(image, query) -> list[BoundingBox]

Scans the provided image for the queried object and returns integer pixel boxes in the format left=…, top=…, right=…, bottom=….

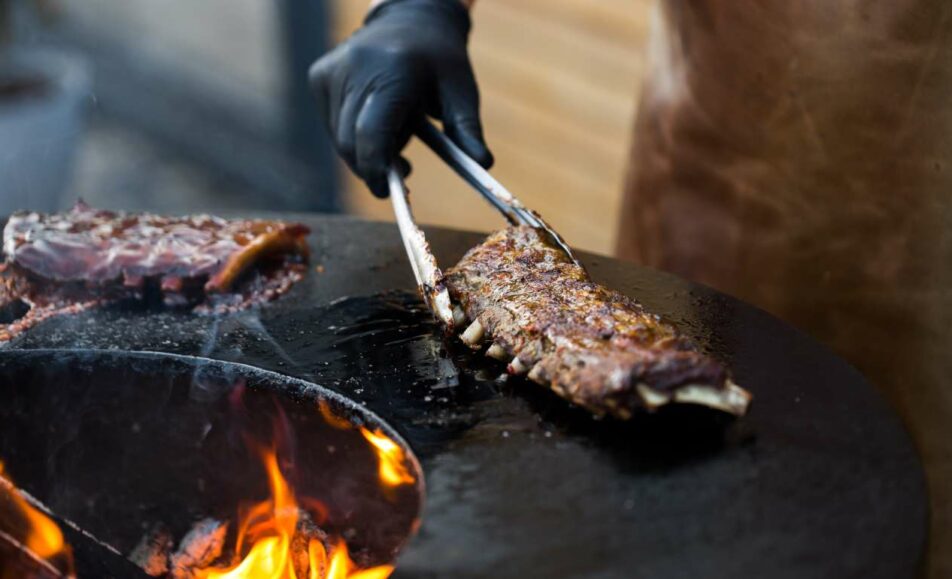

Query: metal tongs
left=388, top=119, right=580, bottom=330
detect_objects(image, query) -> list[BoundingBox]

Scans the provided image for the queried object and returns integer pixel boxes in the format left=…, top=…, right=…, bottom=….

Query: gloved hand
left=309, top=0, right=493, bottom=198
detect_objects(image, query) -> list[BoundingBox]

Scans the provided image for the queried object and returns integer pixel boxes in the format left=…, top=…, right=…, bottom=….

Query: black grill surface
left=0, top=216, right=926, bottom=579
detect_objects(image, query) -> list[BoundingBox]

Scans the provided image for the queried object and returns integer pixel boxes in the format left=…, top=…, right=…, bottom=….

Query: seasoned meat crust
left=0, top=203, right=310, bottom=341
left=4, top=202, right=309, bottom=290
left=445, top=226, right=749, bottom=418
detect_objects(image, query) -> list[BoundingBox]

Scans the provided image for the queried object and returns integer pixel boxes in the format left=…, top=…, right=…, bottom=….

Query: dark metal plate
left=2, top=216, right=926, bottom=578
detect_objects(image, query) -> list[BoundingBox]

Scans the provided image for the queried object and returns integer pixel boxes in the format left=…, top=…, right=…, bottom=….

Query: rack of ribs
left=444, top=226, right=751, bottom=418
left=0, top=202, right=310, bottom=341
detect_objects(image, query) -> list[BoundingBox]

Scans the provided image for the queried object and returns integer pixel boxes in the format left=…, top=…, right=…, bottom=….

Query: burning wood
left=288, top=514, right=329, bottom=579
left=120, top=438, right=405, bottom=579
left=167, top=447, right=397, bottom=579
left=129, top=524, right=174, bottom=577
left=0, top=202, right=310, bottom=341
left=127, top=514, right=338, bottom=579
left=170, top=519, right=229, bottom=579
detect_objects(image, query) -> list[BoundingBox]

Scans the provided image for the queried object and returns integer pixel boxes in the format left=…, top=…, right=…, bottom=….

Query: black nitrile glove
left=309, top=0, right=493, bottom=198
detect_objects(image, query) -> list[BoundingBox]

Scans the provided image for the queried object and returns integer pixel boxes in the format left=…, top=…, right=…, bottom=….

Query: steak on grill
left=445, top=226, right=750, bottom=418
left=0, top=202, right=310, bottom=341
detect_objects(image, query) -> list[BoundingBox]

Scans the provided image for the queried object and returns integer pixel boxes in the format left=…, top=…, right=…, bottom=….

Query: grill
left=0, top=216, right=926, bottom=578
left=0, top=350, right=423, bottom=577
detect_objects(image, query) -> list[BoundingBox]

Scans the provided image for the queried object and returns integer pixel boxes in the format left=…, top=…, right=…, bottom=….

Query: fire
left=313, top=539, right=393, bottom=579
left=317, top=399, right=414, bottom=489
left=359, top=428, right=414, bottom=488
left=318, top=400, right=354, bottom=431
left=0, top=460, right=73, bottom=570
left=194, top=449, right=394, bottom=579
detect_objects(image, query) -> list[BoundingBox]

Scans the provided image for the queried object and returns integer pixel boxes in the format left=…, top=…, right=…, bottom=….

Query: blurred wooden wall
left=331, top=0, right=653, bottom=255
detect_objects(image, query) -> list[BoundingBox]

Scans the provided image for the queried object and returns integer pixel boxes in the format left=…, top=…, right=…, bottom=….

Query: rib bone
left=452, top=305, right=467, bottom=327
left=636, top=384, right=671, bottom=410
left=672, top=380, right=751, bottom=416
left=486, top=343, right=508, bottom=360
left=509, top=357, right=530, bottom=375
left=460, top=319, right=485, bottom=347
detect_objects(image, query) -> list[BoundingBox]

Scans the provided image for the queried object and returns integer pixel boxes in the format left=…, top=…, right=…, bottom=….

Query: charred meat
left=0, top=202, right=309, bottom=341
left=445, top=226, right=750, bottom=418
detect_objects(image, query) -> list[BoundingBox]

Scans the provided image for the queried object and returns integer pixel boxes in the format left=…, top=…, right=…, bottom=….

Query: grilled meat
left=0, top=202, right=309, bottom=341
left=445, top=226, right=750, bottom=417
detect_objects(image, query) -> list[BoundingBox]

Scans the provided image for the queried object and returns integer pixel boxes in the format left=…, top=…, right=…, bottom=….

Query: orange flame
left=318, top=539, right=393, bottom=579
left=316, top=400, right=414, bottom=490
left=194, top=450, right=393, bottom=579
left=0, top=461, right=73, bottom=569
left=318, top=400, right=354, bottom=431
left=359, top=428, right=414, bottom=488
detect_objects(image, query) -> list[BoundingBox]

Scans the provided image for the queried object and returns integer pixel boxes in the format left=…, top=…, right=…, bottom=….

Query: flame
left=318, top=539, right=393, bottom=579
left=0, top=461, right=73, bottom=569
left=194, top=450, right=393, bottom=579
left=316, top=402, right=414, bottom=490
left=318, top=400, right=354, bottom=431
left=359, top=428, right=415, bottom=488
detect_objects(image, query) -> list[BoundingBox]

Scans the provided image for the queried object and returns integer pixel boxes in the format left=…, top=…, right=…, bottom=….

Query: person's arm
left=310, top=0, right=490, bottom=198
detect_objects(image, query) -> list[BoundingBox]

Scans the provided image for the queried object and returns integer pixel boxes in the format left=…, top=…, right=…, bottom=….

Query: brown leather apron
left=618, top=2, right=952, bottom=575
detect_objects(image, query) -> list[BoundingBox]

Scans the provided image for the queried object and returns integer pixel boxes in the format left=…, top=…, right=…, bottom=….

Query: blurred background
left=0, top=0, right=650, bottom=255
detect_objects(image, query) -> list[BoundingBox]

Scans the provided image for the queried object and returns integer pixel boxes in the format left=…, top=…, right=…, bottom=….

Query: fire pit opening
left=0, top=350, right=424, bottom=578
